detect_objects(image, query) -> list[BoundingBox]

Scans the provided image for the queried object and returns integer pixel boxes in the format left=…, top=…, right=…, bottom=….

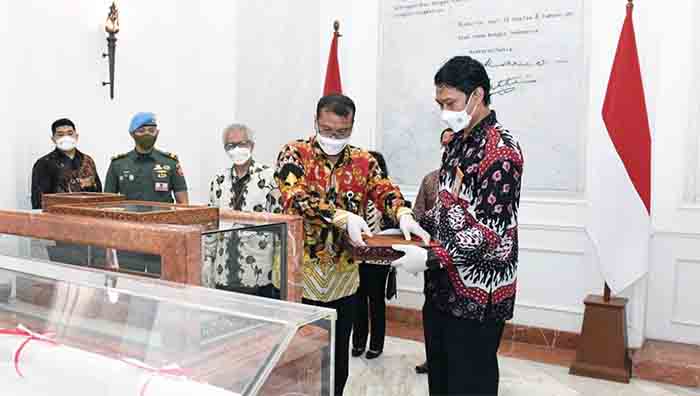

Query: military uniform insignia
left=176, top=163, right=184, bottom=177
left=153, top=164, right=169, bottom=179
left=161, top=151, right=178, bottom=161
left=111, top=152, right=128, bottom=161
left=155, top=182, right=169, bottom=192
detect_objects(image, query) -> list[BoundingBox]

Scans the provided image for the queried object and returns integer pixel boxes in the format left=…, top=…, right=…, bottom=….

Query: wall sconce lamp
left=102, top=1, right=119, bottom=100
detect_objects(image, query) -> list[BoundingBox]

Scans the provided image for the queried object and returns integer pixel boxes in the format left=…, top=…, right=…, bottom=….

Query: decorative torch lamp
left=102, top=1, right=119, bottom=100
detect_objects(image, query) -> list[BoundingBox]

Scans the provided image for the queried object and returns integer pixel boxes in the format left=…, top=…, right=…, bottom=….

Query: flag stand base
left=569, top=294, right=631, bottom=383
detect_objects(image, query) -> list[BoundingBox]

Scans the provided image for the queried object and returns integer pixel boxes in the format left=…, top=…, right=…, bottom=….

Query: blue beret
left=129, top=112, right=157, bottom=134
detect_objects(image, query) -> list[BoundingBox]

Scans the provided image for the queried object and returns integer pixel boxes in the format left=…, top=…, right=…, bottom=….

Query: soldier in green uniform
left=103, top=112, right=189, bottom=274
left=104, top=112, right=189, bottom=204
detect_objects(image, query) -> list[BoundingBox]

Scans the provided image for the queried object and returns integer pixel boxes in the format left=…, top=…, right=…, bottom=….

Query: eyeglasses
left=316, top=125, right=353, bottom=139
left=224, top=141, right=252, bottom=150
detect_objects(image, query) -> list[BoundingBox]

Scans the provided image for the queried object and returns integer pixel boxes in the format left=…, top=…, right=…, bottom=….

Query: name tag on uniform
left=155, top=182, right=169, bottom=192
left=451, top=166, right=464, bottom=198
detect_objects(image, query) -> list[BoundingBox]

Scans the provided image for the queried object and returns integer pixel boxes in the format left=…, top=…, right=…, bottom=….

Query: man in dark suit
left=31, top=118, right=102, bottom=209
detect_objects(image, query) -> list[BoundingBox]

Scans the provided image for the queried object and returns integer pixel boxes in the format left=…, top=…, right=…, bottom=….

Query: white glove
left=346, top=212, right=373, bottom=247
left=391, top=245, right=428, bottom=276
left=376, top=228, right=402, bottom=236
left=399, top=214, right=431, bottom=245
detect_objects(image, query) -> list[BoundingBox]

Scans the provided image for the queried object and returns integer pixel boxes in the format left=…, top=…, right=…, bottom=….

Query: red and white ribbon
left=0, top=324, right=58, bottom=378
left=121, top=357, right=190, bottom=396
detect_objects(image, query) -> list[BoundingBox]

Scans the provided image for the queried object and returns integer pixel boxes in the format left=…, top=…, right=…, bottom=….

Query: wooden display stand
left=41, top=192, right=125, bottom=209
left=46, top=200, right=219, bottom=230
left=569, top=284, right=631, bottom=383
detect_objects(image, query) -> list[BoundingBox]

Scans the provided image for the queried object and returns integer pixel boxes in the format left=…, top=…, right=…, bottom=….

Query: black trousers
left=215, top=283, right=278, bottom=300
left=352, top=264, right=389, bottom=352
left=303, top=293, right=357, bottom=396
left=423, top=301, right=505, bottom=396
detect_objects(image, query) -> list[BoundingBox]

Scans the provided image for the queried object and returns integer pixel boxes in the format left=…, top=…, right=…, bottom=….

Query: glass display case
left=0, top=254, right=335, bottom=395
left=202, top=221, right=288, bottom=299
left=45, top=200, right=220, bottom=230
left=40, top=192, right=125, bottom=209
left=0, top=209, right=297, bottom=301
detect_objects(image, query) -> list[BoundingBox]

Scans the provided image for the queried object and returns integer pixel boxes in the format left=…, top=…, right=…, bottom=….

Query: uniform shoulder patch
left=111, top=152, right=128, bottom=161
left=158, top=150, right=179, bottom=161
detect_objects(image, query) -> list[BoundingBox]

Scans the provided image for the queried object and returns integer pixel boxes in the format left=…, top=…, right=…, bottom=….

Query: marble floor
left=345, top=337, right=700, bottom=396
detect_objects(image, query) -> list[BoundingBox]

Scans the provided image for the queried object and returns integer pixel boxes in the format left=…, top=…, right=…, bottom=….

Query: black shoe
left=365, top=350, right=383, bottom=359
left=351, top=347, right=365, bottom=357
left=415, top=361, right=428, bottom=374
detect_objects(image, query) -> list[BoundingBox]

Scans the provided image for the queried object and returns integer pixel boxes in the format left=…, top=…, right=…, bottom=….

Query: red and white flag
left=589, top=2, right=652, bottom=294
left=323, top=24, right=342, bottom=95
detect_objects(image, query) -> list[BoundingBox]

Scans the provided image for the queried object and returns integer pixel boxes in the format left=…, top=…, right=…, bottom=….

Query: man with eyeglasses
left=104, top=112, right=188, bottom=204
left=275, top=94, right=430, bottom=396
left=203, top=123, right=282, bottom=297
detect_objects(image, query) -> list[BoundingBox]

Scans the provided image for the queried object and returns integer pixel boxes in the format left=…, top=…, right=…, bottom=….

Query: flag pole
left=599, top=0, right=635, bottom=307
left=323, top=20, right=343, bottom=95
left=571, top=0, right=639, bottom=382
left=334, top=20, right=342, bottom=37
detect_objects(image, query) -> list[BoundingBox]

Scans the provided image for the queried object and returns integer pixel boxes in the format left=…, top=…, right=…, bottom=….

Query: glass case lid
left=0, top=254, right=335, bottom=395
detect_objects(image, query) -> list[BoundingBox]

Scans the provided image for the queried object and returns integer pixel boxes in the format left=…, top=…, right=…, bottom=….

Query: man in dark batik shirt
left=31, top=118, right=102, bottom=209
left=392, top=56, right=524, bottom=396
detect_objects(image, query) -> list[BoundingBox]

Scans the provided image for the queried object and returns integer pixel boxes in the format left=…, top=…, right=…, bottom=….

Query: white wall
left=0, top=0, right=325, bottom=206
left=235, top=1, right=321, bottom=167
left=319, top=1, right=380, bottom=151
left=3, top=0, right=237, bottom=206
left=0, top=0, right=14, bottom=210
left=320, top=0, right=700, bottom=347
left=643, top=0, right=700, bottom=346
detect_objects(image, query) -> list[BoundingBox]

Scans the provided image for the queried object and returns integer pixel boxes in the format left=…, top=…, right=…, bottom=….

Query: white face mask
left=317, top=134, right=350, bottom=156
left=55, top=136, right=77, bottom=152
left=440, top=91, right=477, bottom=132
left=227, top=147, right=252, bottom=166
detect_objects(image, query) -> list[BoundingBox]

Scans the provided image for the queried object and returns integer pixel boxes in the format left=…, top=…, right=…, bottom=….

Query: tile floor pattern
left=345, top=337, right=700, bottom=396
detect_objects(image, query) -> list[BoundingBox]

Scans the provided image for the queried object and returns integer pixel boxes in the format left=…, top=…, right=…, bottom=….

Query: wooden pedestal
left=46, top=200, right=219, bottom=229
left=569, top=294, right=631, bottom=383
left=41, top=192, right=125, bottom=210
